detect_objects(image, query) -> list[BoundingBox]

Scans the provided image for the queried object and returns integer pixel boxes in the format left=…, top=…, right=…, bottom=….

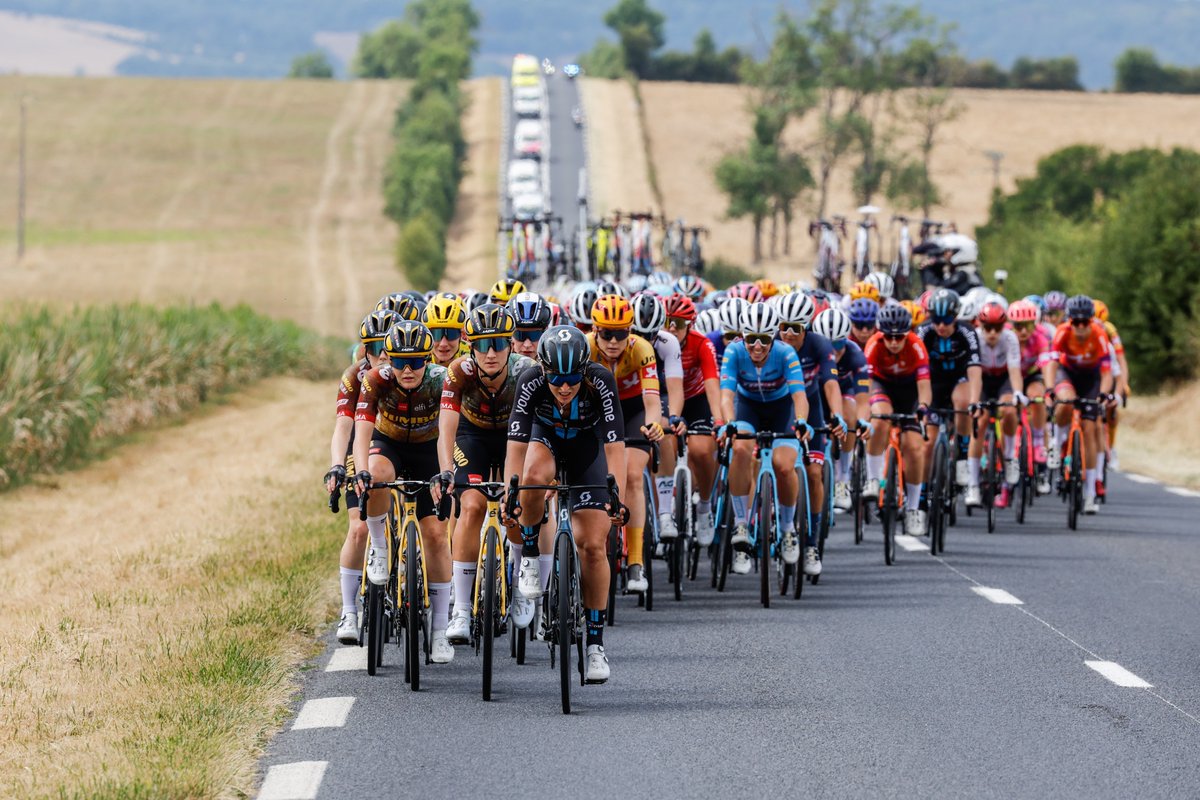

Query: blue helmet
left=1024, top=294, right=1047, bottom=315
left=509, top=291, right=551, bottom=329
left=877, top=303, right=913, bottom=335
left=848, top=298, right=879, bottom=326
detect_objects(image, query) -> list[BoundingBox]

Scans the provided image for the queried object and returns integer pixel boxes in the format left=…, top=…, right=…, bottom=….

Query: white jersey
left=651, top=330, right=683, bottom=380
left=978, top=328, right=1020, bottom=377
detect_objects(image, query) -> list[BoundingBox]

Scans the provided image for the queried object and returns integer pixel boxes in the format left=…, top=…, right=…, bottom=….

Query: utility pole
left=17, top=95, right=27, bottom=260
left=983, top=150, right=1004, bottom=194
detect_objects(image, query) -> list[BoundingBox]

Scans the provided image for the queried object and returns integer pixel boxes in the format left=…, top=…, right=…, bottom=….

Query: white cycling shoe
left=863, top=480, right=880, bottom=501
left=336, top=612, right=359, bottom=644
left=955, top=460, right=970, bottom=487
left=833, top=481, right=852, bottom=512
left=1083, top=496, right=1099, bottom=515
left=695, top=510, right=715, bottom=546
left=1037, top=475, right=1052, bottom=495
left=510, top=592, right=536, bottom=629
left=781, top=530, right=801, bottom=565
left=1046, top=441, right=1061, bottom=470
left=626, top=564, right=648, bottom=593
left=658, top=512, right=678, bottom=541
left=1005, top=459, right=1020, bottom=485
left=731, top=551, right=752, bottom=575
left=803, top=546, right=822, bottom=576
left=964, top=485, right=983, bottom=508
left=585, top=644, right=610, bottom=684
left=366, top=546, right=389, bottom=585
left=518, top=556, right=541, bottom=599
left=731, top=523, right=751, bottom=548
left=445, top=608, right=471, bottom=644
left=905, top=508, right=927, bottom=536
left=430, top=631, right=455, bottom=664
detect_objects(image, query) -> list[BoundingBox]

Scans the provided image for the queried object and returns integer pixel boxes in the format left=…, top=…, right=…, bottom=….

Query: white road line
left=895, top=535, right=926, bottom=552
left=971, top=586, right=1024, bottom=605
left=1166, top=487, right=1200, bottom=498
left=292, top=696, right=355, bottom=730
left=258, top=761, right=328, bottom=800
left=325, top=647, right=367, bottom=672
left=1123, top=473, right=1158, bottom=485
left=1085, top=660, right=1154, bottom=689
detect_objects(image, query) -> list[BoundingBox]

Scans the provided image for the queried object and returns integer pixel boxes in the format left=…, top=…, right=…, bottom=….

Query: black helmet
left=465, top=303, right=517, bottom=339
left=375, top=292, right=419, bottom=320
left=877, top=303, right=913, bottom=335
left=537, top=325, right=590, bottom=375
left=360, top=309, right=399, bottom=343
left=1066, top=294, right=1094, bottom=321
left=384, top=321, right=434, bottom=358
left=927, top=288, right=961, bottom=320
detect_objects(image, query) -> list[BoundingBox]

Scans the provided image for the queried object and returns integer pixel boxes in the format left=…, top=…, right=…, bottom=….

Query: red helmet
left=917, top=289, right=933, bottom=311
left=663, top=293, right=697, bottom=322
left=978, top=301, right=1007, bottom=327
left=1007, top=299, right=1038, bottom=324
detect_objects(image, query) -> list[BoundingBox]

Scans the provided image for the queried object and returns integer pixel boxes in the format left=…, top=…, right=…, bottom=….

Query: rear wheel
left=605, top=525, right=619, bottom=625
left=852, top=440, right=866, bottom=545
left=642, top=473, right=655, bottom=611
left=672, top=469, right=690, bottom=600
left=1067, top=429, right=1083, bottom=531
left=1016, top=425, right=1031, bottom=524
left=882, top=448, right=898, bottom=566
left=715, top=489, right=734, bottom=592
left=983, top=428, right=998, bottom=533
left=928, top=437, right=947, bottom=555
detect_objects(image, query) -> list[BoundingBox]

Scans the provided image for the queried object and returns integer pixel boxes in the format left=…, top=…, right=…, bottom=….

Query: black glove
left=354, top=470, right=373, bottom=492
left=431, top=470, right=454, bottom=491
left=324, top=465, right=347, bottom=487
left=916, top=404, right=929, bottom=421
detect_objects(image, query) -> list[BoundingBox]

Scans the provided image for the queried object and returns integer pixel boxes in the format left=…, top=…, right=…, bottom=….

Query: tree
left=603, top=0, right=666, bottom=78
left=396, top=211, right=448, bottom=289
left=716, top=146, right=774, bottom=264
left=578, top=40, right=626, bottom=78
left=353, top=21, right=423, bottom=78
left=288, top=51, right=334, bottom=79
left=1010, top=56, right=1082, bottom=91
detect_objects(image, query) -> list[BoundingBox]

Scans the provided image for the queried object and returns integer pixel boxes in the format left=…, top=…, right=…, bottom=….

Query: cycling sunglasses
left=364, top=340, right=386, bottom=356
left=930, top=315, right=956, bottom=326
left=513, top=328, right=544, bottom=343
left=472, top=337, right=511, bottom=353
left=1013, top=322, right=1036, bottom=332
left=546, top=371, right=584, bottom=386
left=852, top=322, right=876, bottom=331
left=722, top=331, right=740, bottom=342
left=744, top=333, right=773, bottom=347
left=830, top=338, right=847, bottom=349
left=666, top=317, right=691, bottom=330
left=883, top=333, right=908, bottom=342
left=780, top=322, right=805, bottom=334
left=596, top=328, right=631, bottom=342
left=1070, top=318, right=1091, bottom=328
left=390, top=355, right=427, bottom=371
left=430, top=328, right=461, bottom=342
left=982, top=324, right=1004, bottom=334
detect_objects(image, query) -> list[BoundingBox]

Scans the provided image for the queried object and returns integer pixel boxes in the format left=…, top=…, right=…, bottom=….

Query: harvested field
left=444, top=77, right=503, bottom=293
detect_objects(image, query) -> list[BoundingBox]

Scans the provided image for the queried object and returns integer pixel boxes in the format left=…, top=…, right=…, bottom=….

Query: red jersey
left=679, top=329, right=719, bottom=399
left=865, top=332, right=930, bottom=383
left=1051, top=322, right=1111, bottom=372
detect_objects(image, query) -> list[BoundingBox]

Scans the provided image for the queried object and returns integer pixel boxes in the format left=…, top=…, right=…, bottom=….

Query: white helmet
left=777, top=292, right=816, bottom=327
left=718, top=297, right=750, bottom=333
left=865, top=271, right=895, bottom=300
left=693, top=308, right=722, bottom=336
left=742, top=302, right=780, bottom=336
left=630, top=293, right=666, bottom=337
left=596, top=279, right=627, bottom=298
left=812, top=308, right=851, bottom=342
left=957, top=296, right=979, bottom=322
left=986, top=291, right=1009, bottom=311
left=568, top=289, right=597, bottom=325
left=625, top=275, right=648, bottom=294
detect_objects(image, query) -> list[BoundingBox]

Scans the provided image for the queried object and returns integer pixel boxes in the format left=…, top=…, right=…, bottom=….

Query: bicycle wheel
left=928, top=437, right=947, bottom=555
left=605, top=525, right=619, bottom=625
left=482, top=527, right=498, bottom=701
left=818, top=455, right=834, bottom=557
left=758, top=474, right=774, bottom=608
left=852, top=440, right=865, bottom=545
left=555, top=532, right=574, bottom=715
left=794, top=468, right=810, bottom=597
left=642, top=473, right=655, bottom=612
left=1068, top=429, right=1083, bottom=531
left=882, top=449, right=898, bottom=566
left=405, top=522, right=421, bottom=692
left=715, top=487, right=734, bottom=592
left=1016, top=425, right=1031, bottom=524
left=672, top=468, right=690, bottom=600
left=986, top=430, right=999, bottom=534
left=366, top=582, right=384, bottom=677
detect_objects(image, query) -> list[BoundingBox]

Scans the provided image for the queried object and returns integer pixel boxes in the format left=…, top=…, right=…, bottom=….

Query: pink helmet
left=728, top=282, right=764, bottom=303
left=1007, top=299, right=1039, bottom=324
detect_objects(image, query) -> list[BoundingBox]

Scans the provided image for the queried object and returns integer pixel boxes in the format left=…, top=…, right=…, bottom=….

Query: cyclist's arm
left=330, top=415, right=353, bottom=470
left=967, top=365, right=982, bottom=404
left=705, top=378, right=724, bottom=426
left=436, top=408, right=460, bottom=474
left=822, top=378, right=843, bottom=424
left=791, top=388, right=810, bottom=426
left=503, top=439, right=528, bottom=489
left=351, top=417, right=376, bottom=482
left=917, top=377, right=932, bottom=408
left=720, top=388, right=736, bottom=428
left=718, top=346, right=739, bottom=426
left=604, top=441, right=626, bottom=496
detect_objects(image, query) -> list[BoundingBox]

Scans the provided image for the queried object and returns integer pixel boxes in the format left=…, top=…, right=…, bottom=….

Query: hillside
left=588, top=79, right=1200, bottom=283
left=0, top=76, right=406, bottom=337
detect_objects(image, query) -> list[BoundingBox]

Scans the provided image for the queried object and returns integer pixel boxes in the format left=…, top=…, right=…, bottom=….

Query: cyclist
left=353, top=321, right=454, bottom=664
left=508, top=291, right=552, bottom=359
left=812, top=307, right=871, bottom=511
left=326, top=309, right=397, bottom=644
left=568, top=287, right=597, bottom=334
left=864, top=304, right=932, bottom=535
left=917, top=288, right=981, bottom=490
left=709, top=297, right=749, bottom=364
left=1009, top=299, right=1053, bottom=494
left=1094, top=299, right=1129, bottom=472
left=1043, top=295, right=1115, bottom=515
left=968, top=301, right=1026, bottom=509
left=423, top=295, right=468, bottom=367
left=506, top=326, right=627, bottom=683
left=490, top=278, right=526, bottom=305
left=375, top=292, right=420, bottom=320
left=1044, top=290, right=1067, bottom=328
left=663, top=294, right=724, bottom=546
left=777, top=292, right=846, bottom=576
left=432, top=304, right=539, bottom=644
left=848, top=298, right=879, bottom=351
left=720, top=304, right=811, bottom=575
left=849, top=280, right=882, bottom=306
left=587, top=295, right=665, bottom=593
left=865, top=271, right=895, bottom=303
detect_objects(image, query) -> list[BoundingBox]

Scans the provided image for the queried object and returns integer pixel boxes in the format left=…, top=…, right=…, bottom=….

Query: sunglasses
left=1013, top=322, right=1035, bottom=332
left=390, top=355, right=427, bottom=371
left=931, top=316, right=956, bottom=326
left=513, top=328, right=544, bottom=343
left=1070, top=319, right=1091, bottom=328
left=830, top=338, right=847, bottom=349
left=744, top=333, right=773, bottom=347
left=596, top=328, right=631, bottom=342
left=472, top=337, right=511, bottom=353
left=982, top=324, right=1004, bottom=333
left=780, top=323, right=805, bottom=334
left=430, top=328, right=461, bottom=342
left=365, top=340, right=386, bottom=356
left=546, top=372, right=583, bottom=386
left=852, top=323, right=876, bottom=331
left=722, top=331, right=740, bottom=342
left=883, top=333, right=907, bottom=342
left=666, top=318, right=690, bottom=330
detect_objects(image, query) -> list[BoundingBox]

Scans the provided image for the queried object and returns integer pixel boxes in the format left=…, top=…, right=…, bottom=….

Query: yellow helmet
left=754, top=278, right=780, bottom=299
left=591, top=294, right=634, bottom=329
left=850, top=281, right=881, bottom=304
left=423, top=296, right=466, bottom=330
left=1093, top=299, right=1109, bottom=323
left=489, top=278, right=526, bottom=305
left=901, top=300, right=926, bottom=327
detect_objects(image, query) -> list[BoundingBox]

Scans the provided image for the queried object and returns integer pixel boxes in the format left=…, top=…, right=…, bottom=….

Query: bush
left=396, top=213, right=448, bottom=290
left=704, top=258, right=756, bottom=288
left=287, top=51, right=334, bottom=79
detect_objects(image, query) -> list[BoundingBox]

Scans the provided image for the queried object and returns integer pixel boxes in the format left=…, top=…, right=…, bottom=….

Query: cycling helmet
left=464, top=291, right=490, bottom=315
left=591, top=295, right=634, bottom=329
left=901, top=300, right=927, bottom=327
left=694, top=308, right=722, bottom=336
left=423, top=290, right=438, bottom=302
left=423, top=295, right=466, bottom=329
left=675, top=274, right=706, bottom=300
left=812, top=308, right=851, bottom=342
left=957, top=296, right=979, bottom=323
left=645, top=282, right=674, bottom=297
left=384, top=321, right=434, bottom=358
left=877, top=303, right=912, bottom=335
left=849, top=281, right=881, bottom=304
left=662, top=293, right=697, bottom=322
left=777, top=292, right=816, bottom=327
left=1024, top=294, right=1046, bottom=315
left=865, top=271, right=895, bottom=300
left=631, top=293, right=667, bottom=336
left=848, top=298, right=879, bottom=326
left=537, top=325, right=590, bottom=375
left=626, top=275, right=648, bottom=294
left=1044, top=290, right=1068, bottom=312
left=508, top=291, right=552, bottom=329
left=754, top=278, right=780, bottom=299
left=742, top=303, right=780, bottom=336
left=596, top=279, right=627, bottom=298
left=728, top=282, right=764, bottom=303
left=718, top=297, right=750, bottom=333
left=465, top=303, right=517, bottom=339
left=649, top=270, right=674, bottom=286
left=1093, top=299, right=1109, bottom=323
left=489, top=278, right=526, bottom=305
left=360, top=309, right=399, bottom=343
left=568, top=288, right=598, bottom=325
left=977, top=301, right=1007, bottom=327
left=1007, top=300, right=1039, bottom=324
left=546, top=302, right=563, bottom=326
left=1066, top=294, right=1094, bottom=321
left=927, top=288, right=961, bottom=321
left=706, top=289, right=727, bottom=307
left=376, top=292, right=419, bottom=320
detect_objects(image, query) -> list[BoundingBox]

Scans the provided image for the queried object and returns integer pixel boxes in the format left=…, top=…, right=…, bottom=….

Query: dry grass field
left=580, top=78, right=657, bottom=217
left=0, top=76, right=408, bottom=337
left=444, top=77, right=503, bottom=292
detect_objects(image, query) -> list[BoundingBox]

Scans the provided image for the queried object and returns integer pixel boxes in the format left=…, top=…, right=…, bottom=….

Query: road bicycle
left=888, top=214, right=913, bottom=300
left=605, top=455, right=658, bottom=623
left=684, top=226, right=708, bottom=277
left=926, top=408, right=968, bottom=554
left=664, top=425, right=709, bottom=600
left=871, top=413, right=926, bottom=565
left=850, top=433, right=869, bottom=546
left=810, top=217, right=846, bottom=293
left=976, top=399, right=1018, bottom=534
left=709, top=430, right=736, bottom=592
left=854, top=208, right=881, bottom=280
left=358, top=480, right=431, bottom=688
left=1052, top=396, right=1109, bottom=530
left=506, top=471, right=621, bottom=714
left=1012, top=398, right=1045, bottom=525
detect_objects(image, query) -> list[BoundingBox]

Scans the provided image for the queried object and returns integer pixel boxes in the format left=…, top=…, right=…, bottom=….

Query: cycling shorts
left=1056, top=367, right=1101, bottom=421
left=368, top=434, right=438, bottom=519
left=733, top=395, right=800, bottom=451
left=529, top=422, right=610, bottom=512
left=869, top=380, right=923, bottom=433
left=452, top=431, right=506, bottom=489
left=930, top=376, right=967, bottom=418
left=620, top=396, right=654, bottom=455
left=981, top=373, right=1013, bottom=403
left=681, top=394, right=712, bottom=428
left=1024, top=369, right=1045, bottom=388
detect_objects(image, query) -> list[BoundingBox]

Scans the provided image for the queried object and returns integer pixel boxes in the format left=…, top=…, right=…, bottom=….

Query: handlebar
left=870, top=412, right=930, bottom=441
left=504, top=473, right=622, bottom=522
left=357, top=479, right=431, bottom=519
left=432, top=480, right=507, bottom=521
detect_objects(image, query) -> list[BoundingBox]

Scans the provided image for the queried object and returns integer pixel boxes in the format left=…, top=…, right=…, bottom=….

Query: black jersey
left=508, top=362, right=624, bottom=444
left=917, top=322, right=981, bottom=382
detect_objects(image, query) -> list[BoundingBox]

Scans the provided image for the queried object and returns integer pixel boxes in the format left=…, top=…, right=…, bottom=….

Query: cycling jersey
left=917, top=322, right=980, bottom=381
left=588, top=333, right=660, bottom=401
left=720, top=341, right=805, bottom=402
left=1019, top=327, right=1053, bottom=377
left=1102, top=321, right=1125, bottom=357
left=977, top=328, right=1021, bottom=377
left=356, top=363, right=446, bottom=444
left=706, top=330, right=729, bottom=365
left=649, top=330, right=683, bottom=382
left=440, top=353, right=535, bottom=433
left=508, top=362, right=624, bottom=444
left=679, top=329, right=719, bottom=399
left=865, top=332, right=930, bottom=384
left=335, top=357, right=370, bottom=478
left=791, top=332, right=839, bottom=397
left=1051, top=322, right=1111, bottom=373
left=836, top=340, right=870, bottom=397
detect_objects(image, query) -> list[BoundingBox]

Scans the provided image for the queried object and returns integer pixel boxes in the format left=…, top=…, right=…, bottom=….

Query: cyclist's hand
left=668, top=415, right=686, bottom=436
left=718, top=422, right=735, bottom=444
left=324, top=465, right=347, bottom=494
left=829, top=414, right=847, bottom=439
left=642, top=421, right=665, bottom=443
left=916, top=404, right=929, bottom=422
left=354, top=470, right=373, bottom=496
left=608, top=502, right=630, bottom=527
left=969, top=402, right=984, bottom=419
left=1014, top=391, right=1030, bottom=407
left=856, top=419, right=871, bottom=440
left=1104, top=393, right=1119, bottom=411
left=429, top=470, right=454, bottom=505
left=792, top=419, right=811, bottom=442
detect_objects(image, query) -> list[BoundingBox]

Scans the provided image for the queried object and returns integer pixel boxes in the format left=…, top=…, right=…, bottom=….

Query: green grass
left=0, top=302, right=345, bottom=491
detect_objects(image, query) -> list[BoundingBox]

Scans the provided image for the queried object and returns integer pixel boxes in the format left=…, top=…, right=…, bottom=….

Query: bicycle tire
left=882, top=449, right=897, bottom=566
left=482, top=526, right=498, bottom=701
left=1068, top=429, right=1082, bottom=531
left=852, top=440, right=865, bottom=545
left=758, top=474, right=774, bottom=608
left=672, top=468, right=690, bottom=600
left=715, top=486, right=734, bottom=592
left=928, top=437, right=946, bottom=555
left=1016, top=426, right=1030, bottom=524
left=986, top=429, right=998, bottom=534
left=795, top=464, right=811, bottom=592
left=818, top=455, right=833, bottom=557
left=366, top=582, right=383, bottom=677
left=405, top=522, right=421, bottom=692
left=556, top=532, right=573, bottom=715
left=643, top=473, right=655, bottom=612
left=605, top=525, right=619, bottom=625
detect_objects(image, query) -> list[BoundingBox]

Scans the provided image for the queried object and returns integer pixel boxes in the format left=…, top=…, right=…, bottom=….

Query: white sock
left=697, top=502, right=712, bottom=521
left=905, top=484, right=922, bottom=511
left=1004, top=434, right=1015, bottom=459
left=339, top=567, right=361, bottom=615
left=968, top=458, right=981, bottom=486
left=539, top=554, right=553, bottom=593
left=366, top=514, right=388, bottom=552
left=509, top=541, right=522, bottom=569
left=451, top=561, right=476, bottom=615
left=732, top=495, right=749, bottom=524
left=1096, top=451, right=1106, bottom=477
left=1085, top=469, right=1097, bottom=500
left=867, top=454, right=884, bottom=483
left=429, top=582, right=451, bottom=631
left=656, top=476, right=674, bottom=510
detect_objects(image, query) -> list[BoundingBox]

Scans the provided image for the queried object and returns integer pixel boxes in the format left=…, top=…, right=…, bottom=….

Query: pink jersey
left=1019, top=326, right=1053, bottom=376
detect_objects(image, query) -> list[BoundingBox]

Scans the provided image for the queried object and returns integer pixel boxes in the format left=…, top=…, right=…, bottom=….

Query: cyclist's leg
left=448, top=436, right=494, bottom=626
left=363, top=437, right=400, bottom=570
left=620, top=401, right=652, bottom=571
left=729, top=396, right=764, bottom=538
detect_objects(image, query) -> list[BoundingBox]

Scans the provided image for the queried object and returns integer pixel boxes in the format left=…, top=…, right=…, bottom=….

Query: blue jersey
left=791, top=331, right=838, bottom=422
left=836, top=339, right=870, bottom=397
left=706, top=330, right=728, bottom=364
left=720, top=340, right=805, bottom=402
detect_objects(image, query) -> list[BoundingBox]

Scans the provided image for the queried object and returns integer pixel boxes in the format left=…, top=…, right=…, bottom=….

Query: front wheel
left=554, top=533, right=574, bottom=715
left=405, top=524, right=422, bottom=692
left=852, top=439, right=866, bottom=545
left=928, top=437, right=947, bottom=555
left=366, top=582, right=384, bottom=677
left=882, top=448, right=898, bottom=566
left=757, top=476, right=775, bottom=608
left=481, top=527, right=498, bottom=701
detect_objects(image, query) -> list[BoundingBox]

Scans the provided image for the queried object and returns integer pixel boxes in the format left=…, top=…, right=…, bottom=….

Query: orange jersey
left=1051, top=321, right=1111, bottom=372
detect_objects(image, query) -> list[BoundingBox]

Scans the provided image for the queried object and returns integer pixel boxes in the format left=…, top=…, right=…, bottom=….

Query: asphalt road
left=257, top=470, right=1200, bottom=799
left=544, top=71, right=586, bottom=276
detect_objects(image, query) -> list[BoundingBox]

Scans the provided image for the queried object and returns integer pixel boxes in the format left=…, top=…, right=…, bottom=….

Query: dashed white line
left=258, top=761, right=328, bottom=800
left=292, top=696, right=355, bottom=730
left=1123, top=473, right=1158, bottom=485
left=325, top=647, right=367, bottom=672
left=894, top=535, right=926, bottom=552
left=1166, top=487, right=1200, bottom=498
left=1085, top=660, right=1153, bottom=689
left=971, top=586, right=1024, bottom=605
